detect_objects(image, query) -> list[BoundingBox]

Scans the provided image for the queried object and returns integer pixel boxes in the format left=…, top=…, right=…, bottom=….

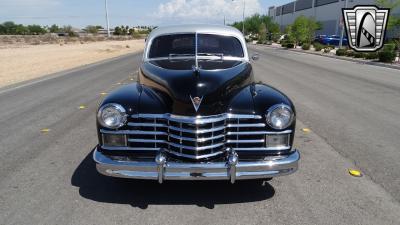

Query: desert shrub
left=336, top=49, right=347, bottom=56
left=364, top=52, right=379, bottom=59
left=131, top=32, right=142, bottom=39
left=302, top=43, right=310, bottom=50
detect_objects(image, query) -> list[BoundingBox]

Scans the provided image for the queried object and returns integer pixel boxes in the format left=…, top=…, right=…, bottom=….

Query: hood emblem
left=190, top=95, right=203, bottom=112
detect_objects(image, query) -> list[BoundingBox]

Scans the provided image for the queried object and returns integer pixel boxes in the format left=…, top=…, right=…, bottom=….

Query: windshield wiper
left=197, top=53, right=224, bottom=61
left=168, top=53, right=195, bottom=58
left=197, top=53, right=224, bottom=57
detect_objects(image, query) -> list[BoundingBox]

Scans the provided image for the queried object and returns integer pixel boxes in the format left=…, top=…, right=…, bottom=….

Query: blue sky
left=0, top=0, right=292, bottom=28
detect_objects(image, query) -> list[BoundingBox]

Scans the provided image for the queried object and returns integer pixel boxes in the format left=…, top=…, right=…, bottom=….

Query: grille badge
left=190, top=95, right=203, bottom=112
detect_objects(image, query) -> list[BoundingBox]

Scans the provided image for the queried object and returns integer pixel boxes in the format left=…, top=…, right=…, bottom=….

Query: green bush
left=378, top=51, right=396, bottom=63
left=286, top=43, right=295, bottom=48
left=336, top=48, right=347, bottom=56
left=302, top=44, right=310, bottom=50
left=383, top=43, right=396, bottom=52
left=353, top=52, right=366, bottom=58
left=281, top=41, right=294, bottom=48
left=336, top=49, right=347, bottom=56
left=345, top=50, right=355, bottom=57
left=314, top=43, right=324, bottom=51
left=326, top=45, right=336, bottom=49
left=364, top=52, right=378, bottom=59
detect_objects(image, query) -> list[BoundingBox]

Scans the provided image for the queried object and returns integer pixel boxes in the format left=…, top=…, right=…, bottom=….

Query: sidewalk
left=253, top=43, right=400, bottom=71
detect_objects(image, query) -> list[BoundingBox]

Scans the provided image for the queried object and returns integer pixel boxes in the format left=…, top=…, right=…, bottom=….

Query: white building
left=268, top=0, right=400, bottom=37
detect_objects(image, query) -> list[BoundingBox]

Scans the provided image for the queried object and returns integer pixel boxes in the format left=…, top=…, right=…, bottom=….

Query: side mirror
left=251, top=54, right=260, bottom=61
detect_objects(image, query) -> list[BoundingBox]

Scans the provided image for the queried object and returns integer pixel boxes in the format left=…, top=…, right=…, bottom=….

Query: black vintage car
left=94, top=25, right=300, bottom=183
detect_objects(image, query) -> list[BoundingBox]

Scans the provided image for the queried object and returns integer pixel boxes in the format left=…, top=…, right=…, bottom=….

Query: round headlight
left=97, top=103, right=127, bottom=129
left=266, top=104, right=294, bottom=130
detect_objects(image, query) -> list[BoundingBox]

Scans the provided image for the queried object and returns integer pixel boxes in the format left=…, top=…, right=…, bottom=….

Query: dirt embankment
left=0, top=39, right=145, bottom=88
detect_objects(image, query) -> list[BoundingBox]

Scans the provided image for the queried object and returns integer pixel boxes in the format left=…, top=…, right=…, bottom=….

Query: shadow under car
left=71, top=148, right=276, bottom=209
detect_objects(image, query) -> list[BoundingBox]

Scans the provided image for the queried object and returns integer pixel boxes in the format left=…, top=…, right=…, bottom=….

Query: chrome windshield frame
left=143, top=29, right=249, bottom=63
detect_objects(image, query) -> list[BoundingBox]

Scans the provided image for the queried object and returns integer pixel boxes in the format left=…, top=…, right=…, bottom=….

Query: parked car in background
left=93, top=25, right=300, bottom=184
left=315, top=35, right=348, bottom=46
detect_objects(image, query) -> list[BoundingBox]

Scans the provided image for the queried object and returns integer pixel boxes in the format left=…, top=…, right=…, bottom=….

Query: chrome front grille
left=100, top=113, right=291, bottom=159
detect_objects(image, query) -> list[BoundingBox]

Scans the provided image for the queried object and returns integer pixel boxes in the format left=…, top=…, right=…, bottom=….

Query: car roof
left=148, top=24, right=243, bottom=39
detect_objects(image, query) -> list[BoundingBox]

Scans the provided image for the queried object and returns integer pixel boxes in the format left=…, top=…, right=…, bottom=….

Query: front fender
left=252, top=83, right=296, bottom=131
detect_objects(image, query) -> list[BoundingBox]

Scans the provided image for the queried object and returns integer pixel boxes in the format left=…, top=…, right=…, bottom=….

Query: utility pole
left=339, top=0, right=348, bottom=48
left=105, top=0, right=111, bottom=37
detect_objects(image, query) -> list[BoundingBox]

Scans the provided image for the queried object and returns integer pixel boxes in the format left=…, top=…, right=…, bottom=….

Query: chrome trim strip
left=168, top=142, right=224, bottom=151
left=128, top=123, right=168, bottom=128
left=101, top=146, right=160, bottom=151
left=226, top=139, right=265, bottom=144
left=128, top=139, right=166, bottom=143
left=232, top=146, right=292, bottom=151
left=101, top=128, right=291, bottom=136
left=195, top=32, right=198, bottom=69
left=101, top=146, right=291, bottom=152
left=227, top=130, right=292, bottom=135
left=169, top=133, right=224, bottom=142
left=168, top=125, right=225, bottom=134
left=100, top=129, right=167, bottom=135
left=227, top=114, right=262, bottom=119
left=227, top=123, right=265, bottom=128
left=164, top=149, right=225, bottom=159
left=131, top=113, right=262, bottom=123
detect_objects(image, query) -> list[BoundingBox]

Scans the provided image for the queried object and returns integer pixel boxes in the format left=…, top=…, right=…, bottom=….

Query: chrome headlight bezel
left=266, top=104, right=294, bottom=130
left=97, top=103, right=128, bottom=129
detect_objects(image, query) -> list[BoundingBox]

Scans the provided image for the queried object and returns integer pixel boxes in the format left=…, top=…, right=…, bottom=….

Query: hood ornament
left=190, top=95, right=203, bottom=112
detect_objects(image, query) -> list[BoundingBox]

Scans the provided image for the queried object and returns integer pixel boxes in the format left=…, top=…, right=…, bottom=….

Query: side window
left=149, top=34, right=195, bottom=58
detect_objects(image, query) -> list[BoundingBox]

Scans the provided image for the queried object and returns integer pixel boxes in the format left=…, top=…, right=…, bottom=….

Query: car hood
left=139, top=60, right=254, bottom=115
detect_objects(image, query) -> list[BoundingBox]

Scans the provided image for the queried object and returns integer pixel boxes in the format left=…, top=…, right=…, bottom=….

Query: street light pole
left=339, top=0, right=348, bottom=48
left=105, top=0, right=111, bottom=37
left=242, top=0, right=245, bottom=35
left=232, top=0, right=246, bottom=34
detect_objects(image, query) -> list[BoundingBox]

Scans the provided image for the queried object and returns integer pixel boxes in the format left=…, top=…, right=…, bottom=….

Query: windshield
left=148, top=33, right=244, bottom=59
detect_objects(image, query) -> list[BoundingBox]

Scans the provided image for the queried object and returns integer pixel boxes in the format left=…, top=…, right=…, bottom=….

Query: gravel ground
left=0, top=39, right=145, bottom=88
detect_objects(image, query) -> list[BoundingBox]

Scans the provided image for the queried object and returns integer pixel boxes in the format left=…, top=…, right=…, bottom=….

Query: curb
left=252, top=44, right=400, bottom=71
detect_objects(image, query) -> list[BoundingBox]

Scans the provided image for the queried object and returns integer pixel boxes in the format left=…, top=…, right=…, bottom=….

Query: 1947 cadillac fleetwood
left=93, top=25, right=300, bottom=183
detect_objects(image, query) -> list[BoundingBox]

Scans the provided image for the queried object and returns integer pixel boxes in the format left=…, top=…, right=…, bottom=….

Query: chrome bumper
left=93, top=148, right=300, bottom=183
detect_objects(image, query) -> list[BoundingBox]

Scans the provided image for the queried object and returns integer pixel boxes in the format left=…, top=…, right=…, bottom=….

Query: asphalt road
left=1, top=47, right=400, bottom=225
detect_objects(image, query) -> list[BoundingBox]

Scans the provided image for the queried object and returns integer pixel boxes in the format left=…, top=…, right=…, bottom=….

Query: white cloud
left=154, top=0, right=262, bottom=24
